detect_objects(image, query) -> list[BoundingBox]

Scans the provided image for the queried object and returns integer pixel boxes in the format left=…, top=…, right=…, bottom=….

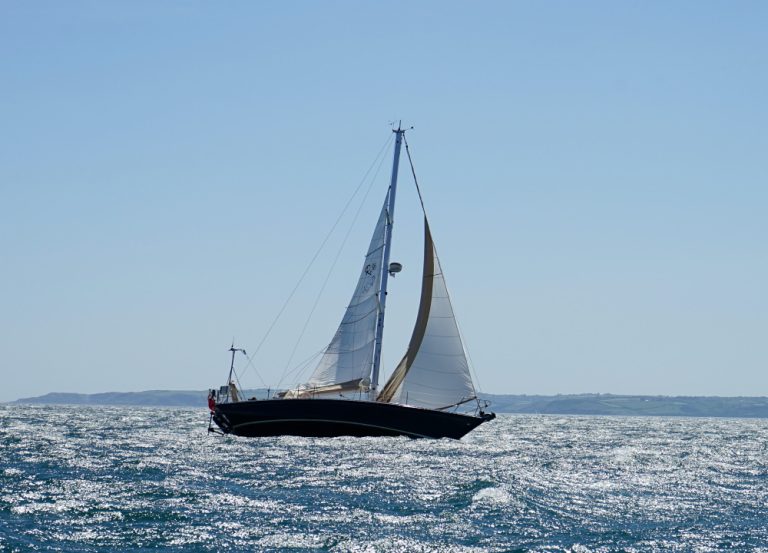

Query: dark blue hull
left=213, top=398, right=494, bottom=439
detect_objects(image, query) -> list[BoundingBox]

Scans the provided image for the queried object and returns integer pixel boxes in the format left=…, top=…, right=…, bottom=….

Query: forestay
left=378, top=219, right=477, bottom=410
left=303, top=193, right=390, bottom=391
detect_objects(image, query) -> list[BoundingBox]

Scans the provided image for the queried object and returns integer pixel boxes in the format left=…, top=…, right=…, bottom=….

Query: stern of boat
left=207, top=387, right=234, bottom=434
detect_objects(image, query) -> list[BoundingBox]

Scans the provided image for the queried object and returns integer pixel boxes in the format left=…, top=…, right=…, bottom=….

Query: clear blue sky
left=1, top=2, right=766, bottom=403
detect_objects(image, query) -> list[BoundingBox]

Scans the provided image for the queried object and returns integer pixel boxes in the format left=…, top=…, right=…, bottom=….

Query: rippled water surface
left=1, top=405, right=766, bottom=552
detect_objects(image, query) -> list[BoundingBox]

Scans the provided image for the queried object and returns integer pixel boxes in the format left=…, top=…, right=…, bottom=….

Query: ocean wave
left=1, top=405, right=766, bottom=551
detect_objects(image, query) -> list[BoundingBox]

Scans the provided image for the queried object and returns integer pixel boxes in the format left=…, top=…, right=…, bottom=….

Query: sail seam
left=336, top=306, right=378, bottom=325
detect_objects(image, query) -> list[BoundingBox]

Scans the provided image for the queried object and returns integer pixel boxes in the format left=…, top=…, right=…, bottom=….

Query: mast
left=227, top=343, right=246, bottom=401
left=370, top=125, right=404, bottom=397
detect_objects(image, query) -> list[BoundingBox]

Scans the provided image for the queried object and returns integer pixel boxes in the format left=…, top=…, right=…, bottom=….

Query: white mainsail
left=302, top=194, right=389, bottom=391
left=378, top=219, right=477, bottom=410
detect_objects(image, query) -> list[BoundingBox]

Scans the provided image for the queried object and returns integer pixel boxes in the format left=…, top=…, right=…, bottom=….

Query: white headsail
left=378, top=219, right=477, bottom=410
left=302, top=194, right=390, bottom=392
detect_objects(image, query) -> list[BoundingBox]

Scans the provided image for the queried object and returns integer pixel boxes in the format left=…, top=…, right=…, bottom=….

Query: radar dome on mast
left=389, top=262, right=402, bottom=276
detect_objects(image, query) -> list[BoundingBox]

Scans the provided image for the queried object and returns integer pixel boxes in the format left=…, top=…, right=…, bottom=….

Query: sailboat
left=209, top=126, right=495, bottom=439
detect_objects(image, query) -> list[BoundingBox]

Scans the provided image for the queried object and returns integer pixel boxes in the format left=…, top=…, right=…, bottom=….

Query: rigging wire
left=238, top=351, right=268, bottom=389
left=403, top=135, right=427, bottom=217
left=277, top=348, right=325, bottom=391
left=403, top=134, right=485, bottom=409
left=276, top=135, right=392, bottom=389
left=235, top=132, right=395, bottom=386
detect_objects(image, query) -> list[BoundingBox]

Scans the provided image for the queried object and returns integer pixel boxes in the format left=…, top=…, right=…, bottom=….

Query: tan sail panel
left=377, top=217, right=435, bottom=403
left=378, top=217, right=477, bottom=409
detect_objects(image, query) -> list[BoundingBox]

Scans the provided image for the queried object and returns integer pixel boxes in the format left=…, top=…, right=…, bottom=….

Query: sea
left=1, top=405, right=766, bottom=552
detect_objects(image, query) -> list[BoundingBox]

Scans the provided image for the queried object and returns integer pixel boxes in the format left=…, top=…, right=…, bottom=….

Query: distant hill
left=484, top=393, right=768, bottom=418
left=11, top=390, right=768, bottom=418
left=12, top=390, right=212, bottom=407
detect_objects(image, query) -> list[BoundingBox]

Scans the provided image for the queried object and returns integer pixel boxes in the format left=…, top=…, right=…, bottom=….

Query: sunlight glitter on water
left=1, top=405, right=767, bottom=552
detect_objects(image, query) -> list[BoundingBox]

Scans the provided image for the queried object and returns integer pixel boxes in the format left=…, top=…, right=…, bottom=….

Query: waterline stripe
left=232, top=418, right=432, bottom=439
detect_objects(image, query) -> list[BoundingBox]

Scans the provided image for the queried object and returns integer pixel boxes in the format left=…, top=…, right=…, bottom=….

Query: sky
left=1, top=2, right=766, bottom=403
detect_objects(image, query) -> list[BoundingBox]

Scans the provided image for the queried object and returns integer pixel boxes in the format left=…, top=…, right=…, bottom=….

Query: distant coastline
left=10, top=391, right=768, bottom=418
